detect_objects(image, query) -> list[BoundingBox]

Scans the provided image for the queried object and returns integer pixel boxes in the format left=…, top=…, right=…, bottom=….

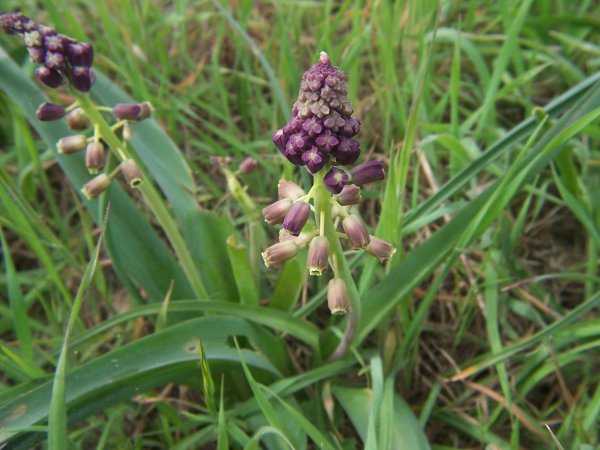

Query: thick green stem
left=75, top=94, right=208, bottom=299
left=313, top=172, right=361, bottom=360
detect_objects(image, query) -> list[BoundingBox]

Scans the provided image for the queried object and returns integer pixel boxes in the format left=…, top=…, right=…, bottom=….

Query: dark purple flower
left=112, top=103, right=143, bottom=121
left=315, top=131, right=339, bottom=153
left=341, top=117, right=361, bottom=137
left=302, top=147, right=328, bottom=173
left=71, top=66, right=95, bottom=92
left=272, top=129, right=287, bottom=152
left=289, top=133, right=310, bottom=151
left=302, top=117, right=323, bottom=137
left=27, top=46, right=45, bottom=63
left=351, top=160, right=385, bottom=186
left=66, top=42, right=93, bottom=67
left=324, top=166, right=350, bottom=194
left=284, top=141, right=304, bottom=165
left=283, top=201, right=310, bottom=235
left=35, top=66, right=63, bottom=88
left=334, top=138, right=360, bottom=165
left=36, top=102, right=65, bottom=121
left=44, top=34, right=66, bottom=52
left=283, top=117, right=302, bottom=135
left=45, top=51, right=65, bottom=69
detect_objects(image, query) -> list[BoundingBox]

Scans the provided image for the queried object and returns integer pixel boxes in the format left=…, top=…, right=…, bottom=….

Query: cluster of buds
left=1, top=12, right=94, bottom=91
left=39, top=101, right=152, bottom=198
left=263, top=53, right=395, bottom=315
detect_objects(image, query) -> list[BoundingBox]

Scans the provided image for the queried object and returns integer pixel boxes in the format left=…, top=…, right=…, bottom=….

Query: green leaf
left=0, top=317, right=279, bottom=447
left=226, top=235, right=260, bottom=306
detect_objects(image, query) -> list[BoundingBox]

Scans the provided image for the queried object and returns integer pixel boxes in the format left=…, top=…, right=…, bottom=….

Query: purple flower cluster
left=0, top=12, right=94, bottom=91
left=272, top=52, right=361, bottom=174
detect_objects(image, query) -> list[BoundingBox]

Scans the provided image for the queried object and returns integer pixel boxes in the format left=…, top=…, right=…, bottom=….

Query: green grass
left=1, top=0, right=600, bottom=449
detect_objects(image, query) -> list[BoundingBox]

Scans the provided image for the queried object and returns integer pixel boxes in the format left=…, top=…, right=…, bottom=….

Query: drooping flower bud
left=66, top=108, right=90, bottom=130
left=261, top=240, right=298, bottom=268
left=324, top=166, right=349, bottom=194
left=71, top=66, right=95, bottom=92
left=307, top=236, right=329, bottom=276
left=342, top=215, right=370, bottom=249
left=351, top=160, right=385, bottom=186
left=366, top=236, right=396, bottom=263
left=239, top=157, right=258, bottom=174
left=112, top=103, right=151, bottom=121
left=120, top=159, right=143, bottom=187
left=36, top=102, right=65, bottom=121
left=138, top=101, right=153, bottom=120
left=81, top=174, right=110, bottom=199
left=327, top=278, right=350, bottom=315
left=302, top=147, right=328, bottom=173
left=262, top=198, right=292, bottom=225
left=85, top=142, right=105, bottom=174
left=57, top=135, right=87, bottom=154
left=336, top=184, right=361, bottom=206
left=35, top=66, right=63, bottom=88
left=277, top=179, right=305, bottom=200
left=283, top=201, right=310, bottom=236
left=333, top=138, right=360, bottom=165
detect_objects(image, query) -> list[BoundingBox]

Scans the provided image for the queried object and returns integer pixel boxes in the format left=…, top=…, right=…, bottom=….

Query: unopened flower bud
left=307, top=236, right=329, bottom=276
left=122, top=122, right=133, bottom=141
left=81, top=174, right=110, bottom=199
left=342, top=215, right=370, bottom=249
left=85, top=142, right=105, bottom=174
left=351, top=160, right=385, bottom=186
left=278, top=179, right=305, bottom=200
left=336, top=184, right=361, bottom=206
left=35, top=66, right=63, bottom=88
left=66, top=108, right=90, bottom=130
left=57, top=135, right=87, bottom=154
left=366, top=236, right=396, bottom=263
left=261, top=240, right=298, bottom=268
left=283, top=201, right=310, bottom=236
left=327, top=278, right=350, bottom=315
left=120, top=159, right=143, bottom=187
left=262, top=198, right=292, bottom=225
left=71, top=66, right=95, bottom=92
left=112, top=103, right=142, bottom=120
left=66, top=42, right=93, bottom=67
left=36, top=102, right=65, bottom=121
left=324, top=166, right=350, bottom=194
left=138, top=101, right=153, bottom=120
left=239, top=157, right=258, bottom=174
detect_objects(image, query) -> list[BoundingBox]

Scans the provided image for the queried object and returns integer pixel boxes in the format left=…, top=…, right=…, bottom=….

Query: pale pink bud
left=307, top=236, right=329, bottom=276
left=57, top=135, right=87, bottom=154
left=81, top=174, right=111, bottom=199
left=277, top=179, right=305, bottom=201
left=262, top=198, right=292, bottom=225
left=327, top=278, right=350, bottom=315
left=336, top=184, right=361, bottom=206
left=85, top=142, right=105, bottom=174
left=261, top=240, right=298, bottom=268
left=342, top=215, right=369, bottom=249
left=366, top=236, right=396, bottom=263
left=120, top=159, right=143, bottom=187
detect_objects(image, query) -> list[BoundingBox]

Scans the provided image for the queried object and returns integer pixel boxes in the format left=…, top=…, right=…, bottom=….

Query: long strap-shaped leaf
left=0, top=317, right=278, bottom=447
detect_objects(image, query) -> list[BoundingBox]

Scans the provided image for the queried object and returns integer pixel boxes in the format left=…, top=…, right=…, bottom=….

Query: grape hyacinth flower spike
left=263, top=52, right=395, bottom=335
left=1, top=11, right=157, bottom=197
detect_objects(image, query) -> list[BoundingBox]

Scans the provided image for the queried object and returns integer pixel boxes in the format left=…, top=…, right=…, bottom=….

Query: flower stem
left=75, top=94, right=209, bottom=299
left=313, top=172, right=361, bottom=360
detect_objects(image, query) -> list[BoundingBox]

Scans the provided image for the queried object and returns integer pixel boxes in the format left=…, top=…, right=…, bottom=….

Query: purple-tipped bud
left=366, top=236, right=396, bottom=263
left=120, top=160, right=143, bottom=187
left=336, top=184, right=361, bottom=206
left=81, top=174, right=111, bottom=199
left=262, top=198, right=292, bottom=225
left=307, top=236, right=329, bottom=276
left=342, top=215, right=370, bottom=249
left=327, top=278, right=350, bottom=315
left=315, top=131, right=339, bottom=153
left=324, top=167, right=350, bottom=194
left=35, top=66, right=63, bottom=88
left=112, top=103, right=143, bottom=121
left=71, top=66, right=95, bottom=92
left=272, top=129, right=287, bottom=152
left=278, top=179, right=305, bottom=201
left=66, top=108, right=90, bottom=130
left=239, top=157, right=258, bottom=174
left=57, top=135, right=87, bottom=154
left=36, top=102, right=65, bottom=121
left=351, top=160, right=385, bottom=186
left=261, top=240, right=298, bottom=268
left=66, top=42, right=93, bottom=67
left=283, top=201, right=310, bottom=236
left=44, top=34, right=66, bottom=52
left=302, top=147, right=328, bottom=173
left=334, top=138, right=360, bottom=165
left=85, top=142, right=105, bottom=174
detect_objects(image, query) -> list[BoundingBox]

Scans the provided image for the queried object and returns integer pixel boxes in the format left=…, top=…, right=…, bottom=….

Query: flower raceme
left=1, top=11, right=155, bottom=200
left=263, top=52, right=395, bottom=315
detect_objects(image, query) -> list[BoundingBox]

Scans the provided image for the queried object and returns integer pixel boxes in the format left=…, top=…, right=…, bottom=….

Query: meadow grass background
left=1, top=0, right=600, bottom=449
